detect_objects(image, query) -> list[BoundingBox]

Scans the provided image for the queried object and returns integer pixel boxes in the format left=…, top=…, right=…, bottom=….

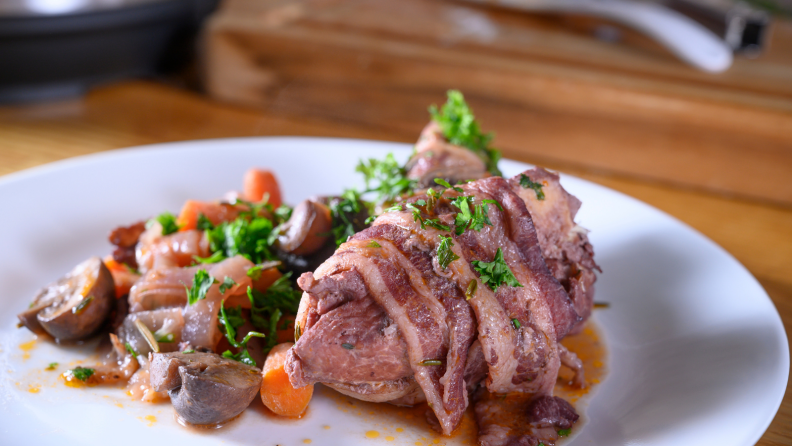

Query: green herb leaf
left=182, top=348, right=195, bottom=354
left=356, top=153, right=416, bottom=204
left=219, top=300, right=266, bottom=367
left=46, top=362, right=58, bottom=371
left=436, top=235, right=460, bottom=270
left=247, top=265, right=263, bottom=280
left=295, top=321, right=302, bottom=342
left=219, top=276, right=237, bottom=294
left=429, top=90, right=501, bottom=176
left=192, top=251, right=225, bottom=265
left=471, top=248, right=523, bottom=291
left=125, top=343, right=139, bottom=359
left=204, top=212, right=276, bottom=265
left=154, top=332, right=174, bottom=343
left=465, top=280, right=477, bottom=301
left=557, top=428, right=571, bottom=437
left=330, top=189, right=367, bottom=247
left=341, top=343, right=355, bottom=350
left=196, top=213, right=214, bottom=231
left=151, top=212, right=181, bottom=235
left=519, top=174, right=545, bottom=200
left=185, top=269, right=216, bottom=306
left=420, top=359, right=442, bottom=366
left=68, top=367, right=95, bottom=382
left=367, top=240, right=382, bottom=248
left=246, top=273, right=302, bottom=354
left=511, top=318, right=521, bottom=330
left=72, top=294, right=94, bottom=314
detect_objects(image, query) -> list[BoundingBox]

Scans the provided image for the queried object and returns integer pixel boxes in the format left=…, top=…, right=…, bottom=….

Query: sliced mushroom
left=18, top=257, right=114, bottom=340
left=278, top=200, right=332, bottom=256
left=150, top=352, right=262, bottom=425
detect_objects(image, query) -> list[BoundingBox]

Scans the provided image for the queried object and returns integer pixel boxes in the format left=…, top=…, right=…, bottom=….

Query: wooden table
left=1, top=79, right=790, bottom=445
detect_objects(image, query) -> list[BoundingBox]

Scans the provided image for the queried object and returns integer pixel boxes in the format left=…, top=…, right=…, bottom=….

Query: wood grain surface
left=0, top=80, right=789, bottom=445
left=203, top=0, right=792, bottom=206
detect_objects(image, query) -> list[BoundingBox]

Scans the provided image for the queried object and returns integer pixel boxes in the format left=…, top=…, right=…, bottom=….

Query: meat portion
left=405, top=122, right=489, bottom=187
left=287, top=171, right=589, bottom=436
left=108, top=221, right=146, bottom=269
left=510, top=168, right=598, bottom=335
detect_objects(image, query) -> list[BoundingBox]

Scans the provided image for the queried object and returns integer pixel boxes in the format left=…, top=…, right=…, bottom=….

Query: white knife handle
left=466, top=0, right=733, bottom=72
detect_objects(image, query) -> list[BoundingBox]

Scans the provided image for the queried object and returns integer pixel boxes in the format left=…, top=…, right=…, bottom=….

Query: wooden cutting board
left=202, top=0, right=792, bottom=206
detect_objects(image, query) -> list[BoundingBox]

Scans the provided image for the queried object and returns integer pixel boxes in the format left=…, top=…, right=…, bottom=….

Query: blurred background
left=0, top=1, right=791, bottom=443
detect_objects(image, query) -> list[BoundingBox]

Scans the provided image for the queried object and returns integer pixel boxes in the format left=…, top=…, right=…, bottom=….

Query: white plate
left=0, top=138, right=787, bottom=446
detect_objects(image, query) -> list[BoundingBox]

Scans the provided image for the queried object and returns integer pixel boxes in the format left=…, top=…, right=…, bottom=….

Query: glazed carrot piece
left=244, top=169, right=282, bottom=209
left=176, top=200, right=240, bottom=231
left=260, top=342, right=313, bottom=417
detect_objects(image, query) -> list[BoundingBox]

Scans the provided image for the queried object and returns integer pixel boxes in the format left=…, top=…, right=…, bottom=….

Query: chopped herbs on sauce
left=429, top=90, right=502, bottom=176
left=219, top=300, right=266, bottom=367
left=247, top=273, right=302, bottom=353
left=511, top=318, right=521, bottom=330
left=46, top=362, right=58, bottom=370
left=450, top=196, right=497, bottom=235
left=185, top=269, right=216, bottom=306
left=557, top=428, right=571, bottom=437
left=341, top=343, right=355, bottom=350
left=472, top=248, right=523, bottom=291
left=68, top=367, right=95, bottom=382
left=436, top=235, right=460, bottom=270
left=519, top=174, right=545, bottom=200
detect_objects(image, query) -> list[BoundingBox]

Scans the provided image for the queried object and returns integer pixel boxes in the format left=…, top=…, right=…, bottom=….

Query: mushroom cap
left=151, top=352, right=262, bottom=426
left=278, top=200, right=332, bottom=256
left=19, top=257, right=114, bottom=341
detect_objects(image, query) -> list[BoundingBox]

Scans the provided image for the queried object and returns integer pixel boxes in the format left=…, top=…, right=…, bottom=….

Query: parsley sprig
left=436, top=235, right=460, bottom=270
left=471, top=248, right=523, bottom=291
left=247, top=273, right=302, bottom=353
left=356, top=153, right=416, bottom=204
left=450, top=196, right=501, bottom=235
left=185, top=269, right=216, bottom=306
left=148, top=212, right=181, bottom=236
left=219, top=301, right=265, bottom=367
left=329, top=189, right=366, bottom=247
left=429, top=90, right=501, bottom=176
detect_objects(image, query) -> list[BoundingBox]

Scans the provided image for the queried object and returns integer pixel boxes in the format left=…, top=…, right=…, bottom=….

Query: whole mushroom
left=277, top=200, right=332, bottom=256
left=18, top=256, right=114, bottom=341
left=150, top=352, right=262, bottom=425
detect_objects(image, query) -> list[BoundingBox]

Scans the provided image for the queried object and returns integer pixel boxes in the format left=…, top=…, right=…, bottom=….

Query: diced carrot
left=177, top=200, right=241, bottom=231
left=260, top=342, right=313, bottom=417
left=244, top=169, right=282, bottom=209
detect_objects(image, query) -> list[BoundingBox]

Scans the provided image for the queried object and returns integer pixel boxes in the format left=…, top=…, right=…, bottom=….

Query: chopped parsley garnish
left=356, top=153, right=416, bottom=204
left=406, top=201, right=451, bottom=232
left=192, top=251, right=225, bottom=265
left=196, top=213, right=214, bottom=231
left=465, top=280, right=477, bottom=301
left=185, top=269, right=216, bottom=305
left=219, top=301, right=266, bottom=367
left=149, top=211, right=181, bottom=235
left=429, top=90, right=501, bottom=176
left=247, top=273, right=302, bottom=354
left=182, top=348, right=195, bottom=354
left=519, top=174, right=545, bottom=200
left=275, top=204, right=293, bottom=222
left=472, top=248, right=523, bottom=291
left=557, top=428, right=571, bottom=437
left=203, top=211, right=276, bottom=265
left=367, top=240, right=382, bottom=248
left=511, top=318, right=521, bottom=330
left=434, top=178, right=464, bottom=193
left=450, top=196, right=497, bottom=235
left=330, top=189, right=366, bottom=246
left=436, top=235, right=460, bottom=270
left=341, top=343, right=355, bottom=350
left=420, top=359, right=442, bottom=366
left=247, top=265, right=263, bottom=280
left=72, top=294, right=94, bottom=314
left=46, top=362, right=58, bottom=370
left=68, top=367, right=95, bottom=382
left=154, top=332, right=174, bottom=343
left=125, top=343, right=138, bottom=358
left=218, top=276, right=237, bottom=294
left=295, top=321, right=302, bottom=342
left=594, top=302, right=611, bottom=309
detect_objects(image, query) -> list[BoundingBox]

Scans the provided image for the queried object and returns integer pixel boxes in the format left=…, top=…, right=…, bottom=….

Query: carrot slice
left=176, top=200, right=240, bottom=231
left=244, top=169, right=282, bottom=209
left=260, top=342, right=313, bottom=417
